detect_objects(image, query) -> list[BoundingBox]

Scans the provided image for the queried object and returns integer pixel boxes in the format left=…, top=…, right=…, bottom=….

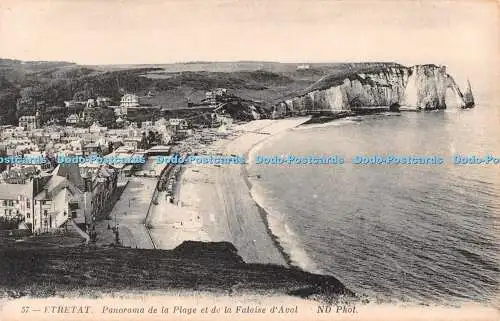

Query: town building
left=205, top=88, right=229, bottom=106
left=0, top=167, right=39, bottom=184
left=31, top=172, right=82, bottom=233
left=123, top=137, right=143, bottom=150
left=0, top=181, right=32, bottom=230
left=89, top=122, right=107, bottom=134
left=64, top=101, right=86, bottom=108
left=168, top=118, right=188, bottom=130
left=86, top=99, right=96, bottom=108
left=96, top=97, right=112, bottom=107
left=141, top=121, right=153, bottom=128
left=82, top=142, right=101, bottom=156
left=115, top=117, right=125, bottom=127
left=0, top=184, right=24, bottom=219
left=117, top=93, right=140, bottom=116
left=0, top=161, right=118, bottom=234
left=19, top=113, right=40, bottom=130
left=66, top=114, right=80, bottom=124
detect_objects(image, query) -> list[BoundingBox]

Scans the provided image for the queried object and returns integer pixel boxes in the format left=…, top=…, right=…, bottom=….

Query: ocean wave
left=245, top=129, right=323, bottom=274
left=248, top=182, right=323, bottom=274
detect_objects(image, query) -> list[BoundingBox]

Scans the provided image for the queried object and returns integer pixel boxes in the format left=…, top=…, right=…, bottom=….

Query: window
left=44, top=210, right=48, bottom=216
left=27, top=200, right=30, bottom=208
left=2, top=200, right=6, bottom=206
left=71, top=211, right=77, bottom=218
left=8, top=200, right=13, bottom=206
left=27, top=213, right=30, bottom=219
left=4, top=209, right=6, bottom=215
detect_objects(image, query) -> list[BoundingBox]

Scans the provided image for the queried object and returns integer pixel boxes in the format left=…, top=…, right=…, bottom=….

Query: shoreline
left=147, top=117, right=310, bottom=266
left=146, top=111, right=400, bottom=264
left=148, top=111, right=407, bottom=267
left=239, top=120, right=310, bottom=269
left=243, top=118, right=326, bottom=274
left=217, top=117, right=312, bottom=266
left=241, top=171, right=294, bottom=267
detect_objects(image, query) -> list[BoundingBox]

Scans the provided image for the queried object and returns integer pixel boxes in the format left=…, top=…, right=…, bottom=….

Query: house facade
left=0, top=163, right=118, bottom=233
left=29, top=168, right=86, bottom=233
left=118, top=94, right=140, bottom=116
left=66, top=114, right=80, bottom=124
left=19, top=114, right=40, bottom=130
left=0, top=185, right=22, bottom=219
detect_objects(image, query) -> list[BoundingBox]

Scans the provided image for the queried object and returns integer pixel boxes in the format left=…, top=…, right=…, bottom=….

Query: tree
left=97, top=108, right=116, bottom=128
left=73, top=90, right=91, bottom=101
left=139, top=132, right=148, bottom=149
left=16, top=85, right=45, bottom=117
left=0, top=148, right=7, bottom=172
left=147, top=130, right=160, bottom=147
left=0, top=89, right=20, bottom=124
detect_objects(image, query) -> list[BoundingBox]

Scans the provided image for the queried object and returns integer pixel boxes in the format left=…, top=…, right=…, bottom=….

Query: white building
left=89, top=122, right=107, bottom=134
left=169, top=118, right=188, bottom=129
left=19, top=113, right=40, bottom=130
left=0, top=184, right=24, bottom=219
left=205, top=88, right=228, bottom=105
left=96, top=97, right=112, bottom=107
left=141, top=121, right=153, bottom=128
left=118, top=94, right=140, bottom=116
left=66, top=114, right=80, bottom=124
left=86, top=99, right=96, bottom=108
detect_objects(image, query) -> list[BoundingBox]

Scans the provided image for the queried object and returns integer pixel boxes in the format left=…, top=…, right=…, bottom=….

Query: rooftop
left=0, top=183, right=30, bottom=200
left=53, top=164, right=85, bottom=191
left=146, top=145, right=171, bottom=152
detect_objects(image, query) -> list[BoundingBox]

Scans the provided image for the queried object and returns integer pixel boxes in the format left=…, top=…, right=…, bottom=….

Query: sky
left=0, top=0, right=498, bottom=90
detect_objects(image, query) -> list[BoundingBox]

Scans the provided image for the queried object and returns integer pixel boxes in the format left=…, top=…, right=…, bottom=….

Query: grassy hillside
left=0, top=240, right=354, bottom=301
left=306, top=63, right=405, bottom=92
left=268, top=62, right=406, bottom=104
left=0, top=59, right=403, bottom=125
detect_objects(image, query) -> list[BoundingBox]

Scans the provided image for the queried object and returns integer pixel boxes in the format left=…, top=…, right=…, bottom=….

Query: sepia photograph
left=0, top=0, right=498, bottom=320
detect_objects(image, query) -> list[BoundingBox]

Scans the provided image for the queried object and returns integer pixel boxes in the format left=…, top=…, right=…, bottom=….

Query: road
left=108, top=177, right=157, bottom=249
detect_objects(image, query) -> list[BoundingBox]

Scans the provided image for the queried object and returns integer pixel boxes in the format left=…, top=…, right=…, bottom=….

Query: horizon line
left=0, top=57, right=407, bottom=66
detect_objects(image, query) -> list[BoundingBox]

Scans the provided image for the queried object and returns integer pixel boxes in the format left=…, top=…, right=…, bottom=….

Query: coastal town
left=0, top=60, right=478, bottom=256
left=1, top=2, right=498, bottom=320
left=0, top=88, right=241, bottom=247
left=0, top=79, right=309, bottom=264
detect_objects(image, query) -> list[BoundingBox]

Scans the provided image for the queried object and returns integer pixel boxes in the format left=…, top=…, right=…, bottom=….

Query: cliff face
left=272, top=65, right=469, bottom=117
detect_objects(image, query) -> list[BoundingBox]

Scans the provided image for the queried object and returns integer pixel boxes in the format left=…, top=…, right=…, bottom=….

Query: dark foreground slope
left=0, top=241, right=354, bottom=301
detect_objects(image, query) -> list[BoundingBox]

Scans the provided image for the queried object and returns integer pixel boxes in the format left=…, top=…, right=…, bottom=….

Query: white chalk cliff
left=273, top=65, right=471, bottom=116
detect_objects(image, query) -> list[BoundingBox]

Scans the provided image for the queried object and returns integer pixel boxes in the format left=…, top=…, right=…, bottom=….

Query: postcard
left=0, top=0, right=498, bottom=320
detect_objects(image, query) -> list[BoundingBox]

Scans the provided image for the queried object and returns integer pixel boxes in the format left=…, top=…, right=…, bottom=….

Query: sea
left=247, top=100, right=499, bottom=305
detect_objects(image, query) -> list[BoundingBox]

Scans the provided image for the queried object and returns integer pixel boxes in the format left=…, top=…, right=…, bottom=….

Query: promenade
left=97, top=177, right=157, bottom=249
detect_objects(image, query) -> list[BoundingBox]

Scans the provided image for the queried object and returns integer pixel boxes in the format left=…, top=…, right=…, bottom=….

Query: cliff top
left=312, top=64, right=407, bottom=90
left=0, top=240, right=354, bottom=301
